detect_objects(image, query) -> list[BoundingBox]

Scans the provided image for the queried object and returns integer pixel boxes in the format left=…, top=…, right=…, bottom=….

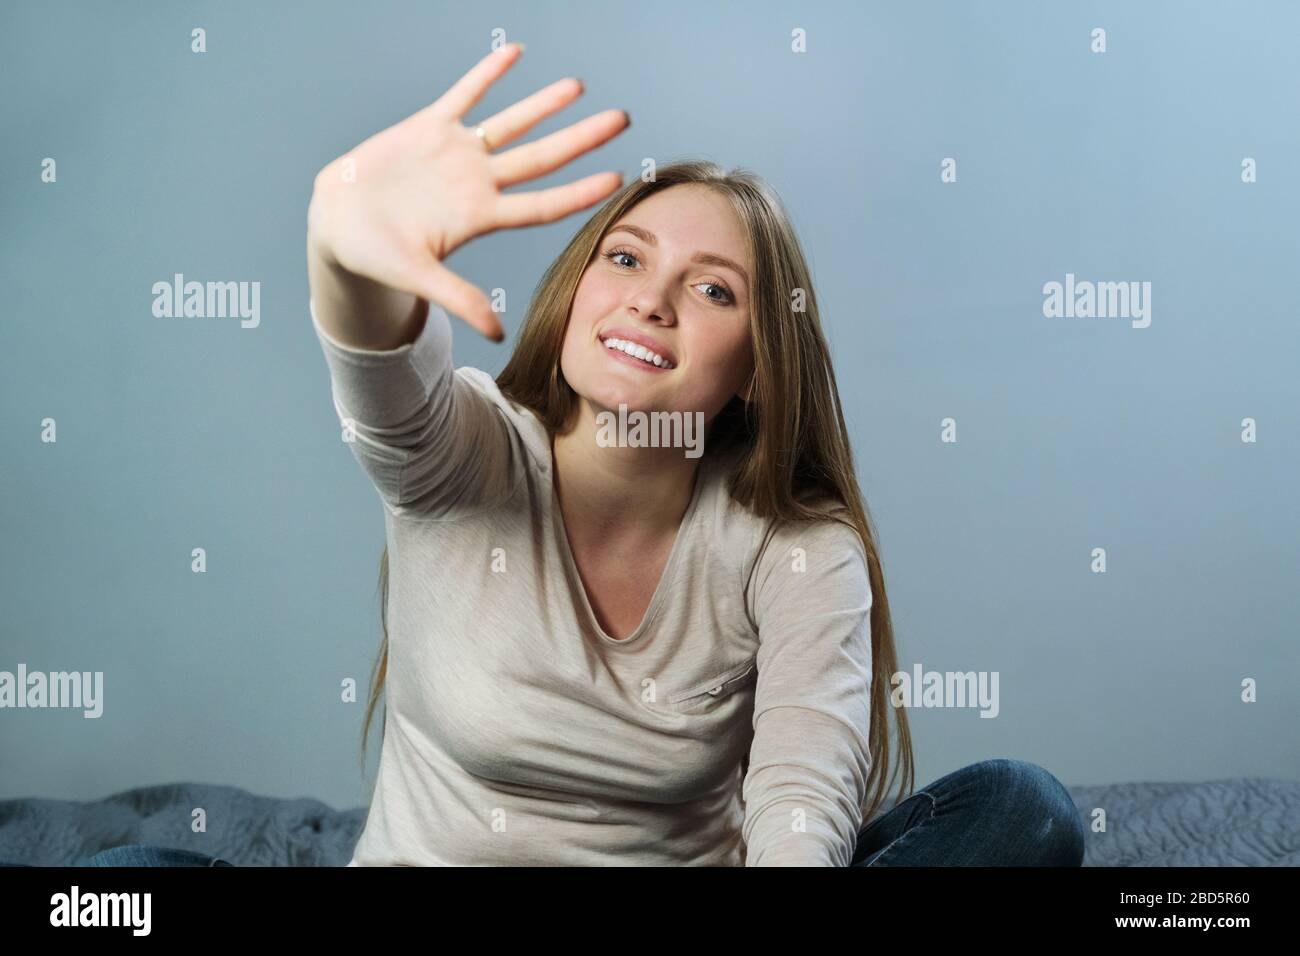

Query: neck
left=550, top=401, right=702, bottom=545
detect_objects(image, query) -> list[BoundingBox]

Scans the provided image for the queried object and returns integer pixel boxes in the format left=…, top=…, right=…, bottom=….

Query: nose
left=625, top=283, right=677, bottom=326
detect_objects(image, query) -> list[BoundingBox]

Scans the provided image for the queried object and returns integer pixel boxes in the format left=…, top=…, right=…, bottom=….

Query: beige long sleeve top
left=310, top=298, right=874, bottom=866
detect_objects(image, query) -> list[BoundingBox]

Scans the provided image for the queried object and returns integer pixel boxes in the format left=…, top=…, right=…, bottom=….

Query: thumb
left=401, top=256, right=504, bottom=342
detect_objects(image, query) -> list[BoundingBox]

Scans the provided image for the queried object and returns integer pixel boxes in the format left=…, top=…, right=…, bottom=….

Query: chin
left=588, top=391, right=655, bottom=417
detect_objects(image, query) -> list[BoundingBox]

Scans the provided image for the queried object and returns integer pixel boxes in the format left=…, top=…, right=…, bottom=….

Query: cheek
left=558, top=321, right=590, bottom=384
left=573, top=263, right=612, bottom=305
left=564, top=279, right=601, bottom=344
left=560, top=288, right=606, bottom=382
left=693, top=326, right=753, bottom=378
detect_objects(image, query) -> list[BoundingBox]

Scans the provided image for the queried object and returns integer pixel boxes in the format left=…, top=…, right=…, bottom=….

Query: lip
left=597, top=327, right=677, bottom=367
left=602, top=342, right=673, bottom=373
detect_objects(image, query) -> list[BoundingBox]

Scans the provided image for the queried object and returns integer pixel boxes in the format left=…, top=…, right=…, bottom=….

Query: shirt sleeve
left=309, top=297, right=516, bottom=518
left=741, top=515, right=874, bottom=866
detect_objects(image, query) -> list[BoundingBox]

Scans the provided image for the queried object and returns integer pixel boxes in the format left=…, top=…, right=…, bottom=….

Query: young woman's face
left=559, top=184, right=755, bottom=435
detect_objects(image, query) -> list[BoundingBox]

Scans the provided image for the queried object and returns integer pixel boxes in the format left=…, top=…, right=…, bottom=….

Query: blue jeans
left=79, top=846, right=236, bottom=867
left=0, top=758, right=1085, bottom=867
left=0, top=846, right=235, bottom=867
left=851, top=758, right=1086, bottom=866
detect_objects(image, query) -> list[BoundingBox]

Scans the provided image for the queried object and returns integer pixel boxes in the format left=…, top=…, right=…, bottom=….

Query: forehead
left=607, top=186, right=751, bottom=270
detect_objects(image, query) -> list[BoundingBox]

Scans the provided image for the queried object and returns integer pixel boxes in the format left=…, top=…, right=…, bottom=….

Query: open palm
left=308, top=42, right=630, bottom=340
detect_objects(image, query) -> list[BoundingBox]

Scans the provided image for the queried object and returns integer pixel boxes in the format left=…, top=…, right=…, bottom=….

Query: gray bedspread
left=1, top=777, right=1296, bottom=866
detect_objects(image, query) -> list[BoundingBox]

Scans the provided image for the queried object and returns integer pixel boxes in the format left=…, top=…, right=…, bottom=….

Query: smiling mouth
left=599, top=335, right=676, bottom=370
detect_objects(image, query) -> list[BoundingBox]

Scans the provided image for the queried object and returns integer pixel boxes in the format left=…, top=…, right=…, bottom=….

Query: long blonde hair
left=360, top=159, right=915, bottom=825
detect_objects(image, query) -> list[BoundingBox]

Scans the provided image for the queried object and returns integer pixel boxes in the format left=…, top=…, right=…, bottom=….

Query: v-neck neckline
left=548, top=447, right=708, bottom=648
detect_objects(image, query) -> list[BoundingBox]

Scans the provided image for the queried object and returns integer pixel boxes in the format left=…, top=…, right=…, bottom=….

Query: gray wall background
left=2, top=0, right=1296, bottom=811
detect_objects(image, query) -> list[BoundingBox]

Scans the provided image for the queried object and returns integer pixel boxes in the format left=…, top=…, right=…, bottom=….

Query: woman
left=10, top=42, right=1085, bottom=868
left=305, top=41, right=1084, bottom=868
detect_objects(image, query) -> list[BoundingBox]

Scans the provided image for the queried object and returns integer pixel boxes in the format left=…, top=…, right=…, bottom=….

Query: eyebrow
left=604, top=224, right=750, bottom=292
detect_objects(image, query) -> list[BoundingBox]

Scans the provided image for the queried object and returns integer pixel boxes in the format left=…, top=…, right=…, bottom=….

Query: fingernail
left=622, top=109, right=631, bottom=127
left=514, top=42, right=526, bottom=53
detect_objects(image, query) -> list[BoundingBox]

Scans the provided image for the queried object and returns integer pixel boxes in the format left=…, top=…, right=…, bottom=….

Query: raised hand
left=308, top=42, right=630, bottom=341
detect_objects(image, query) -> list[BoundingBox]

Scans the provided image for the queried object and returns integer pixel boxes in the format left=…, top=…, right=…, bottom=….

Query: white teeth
left=602, top=336, right=674, bottom=369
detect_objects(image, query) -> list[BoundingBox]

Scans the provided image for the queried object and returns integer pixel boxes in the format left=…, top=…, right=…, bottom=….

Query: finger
left=419, top=258, right=506, bottom=342
left=475, top=76, right=584, bottom=156
left=382, top=252, right=502, bottom=341
left=494, top=170, right=625, bottom=230
left=491, top=109, right=630, bottom=189
left=423, top=42, right=524, bottom=126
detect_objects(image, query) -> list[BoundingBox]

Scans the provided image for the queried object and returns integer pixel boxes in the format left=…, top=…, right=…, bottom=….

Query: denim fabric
left=850, top=758, right=1086, bottom=866
left=77, top=845, right=236, bottom=867
left=0, top=845, right=234, bottom=867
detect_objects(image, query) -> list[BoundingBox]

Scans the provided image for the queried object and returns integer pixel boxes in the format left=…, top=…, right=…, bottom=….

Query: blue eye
left=604, top=248, right=638, bottom=270
left=601, top=246, right=735, bottom=306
